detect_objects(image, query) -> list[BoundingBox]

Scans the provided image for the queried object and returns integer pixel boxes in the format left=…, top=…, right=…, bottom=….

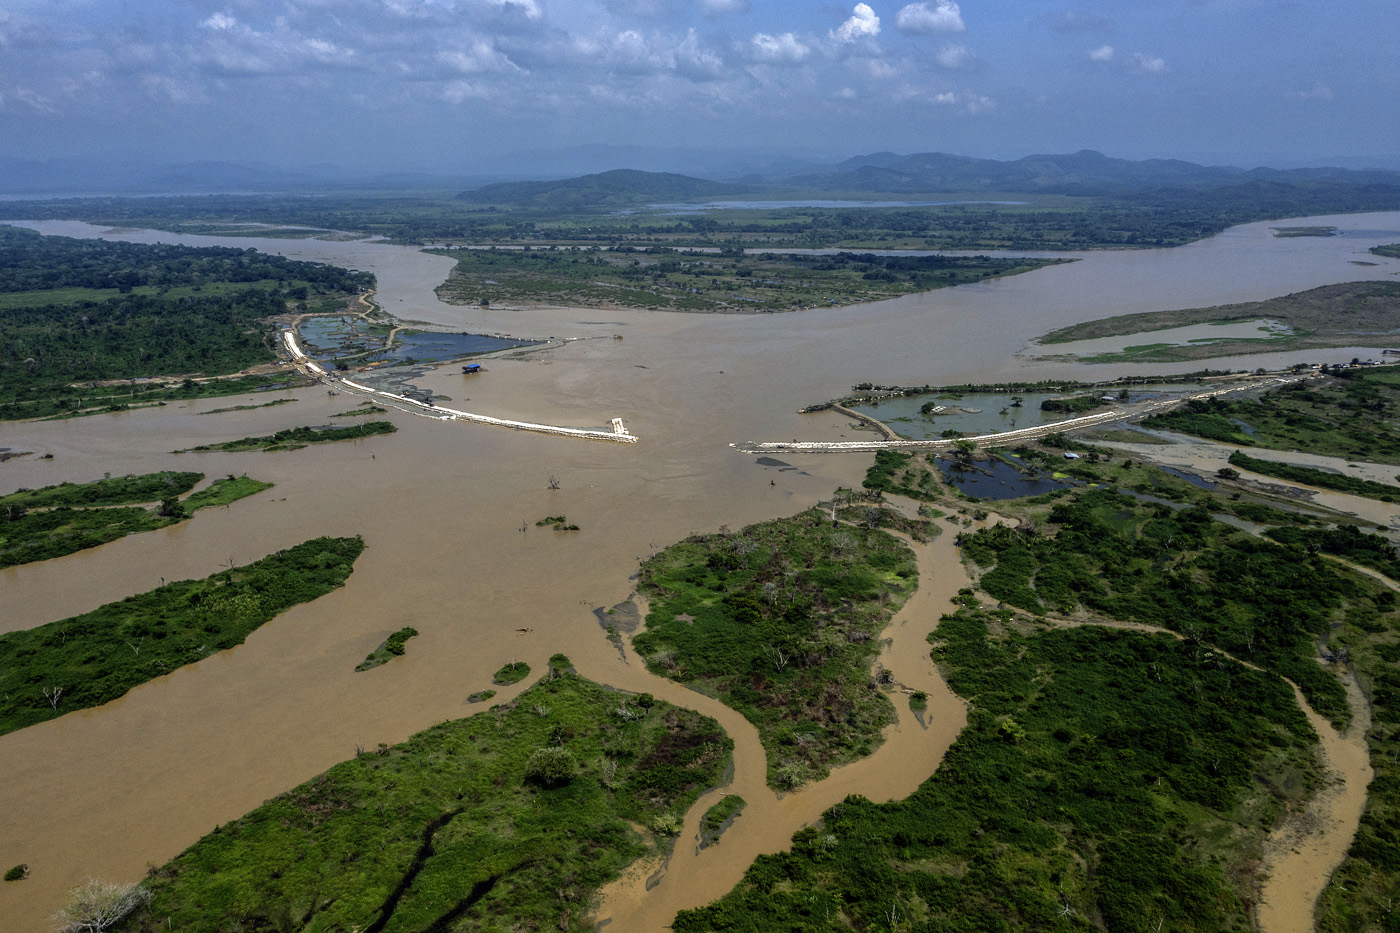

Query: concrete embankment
left=282, top=330, right=637, bottom=444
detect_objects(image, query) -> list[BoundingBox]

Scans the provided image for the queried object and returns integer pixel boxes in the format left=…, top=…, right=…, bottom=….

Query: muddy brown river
left=2, top=213, right=1398, bottom=931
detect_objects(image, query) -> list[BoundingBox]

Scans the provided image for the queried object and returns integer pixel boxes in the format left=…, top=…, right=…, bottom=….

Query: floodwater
left=1, top=212, right=1398, bottom=931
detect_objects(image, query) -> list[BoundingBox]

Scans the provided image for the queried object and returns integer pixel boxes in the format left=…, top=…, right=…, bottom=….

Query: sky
left=1, top=0, right=1396, bottom=176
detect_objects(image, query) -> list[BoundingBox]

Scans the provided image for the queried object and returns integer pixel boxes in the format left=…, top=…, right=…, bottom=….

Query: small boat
left=462, top=364, right=482, bottom=374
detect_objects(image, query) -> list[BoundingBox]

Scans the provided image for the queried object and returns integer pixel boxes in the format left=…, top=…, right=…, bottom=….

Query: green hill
left=456, top=169, right=749, bottom=210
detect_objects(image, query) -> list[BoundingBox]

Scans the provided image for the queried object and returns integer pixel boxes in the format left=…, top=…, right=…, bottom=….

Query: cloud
left=895, top=2, right=965, bottom=35
left=435, top=41, right=521, bottom=74
left=832, top=3, right=880, bottom=43
left=1131, top=52, right=1166, bottom=74
left=1088, top=45, right=1113, bottom=62
left=936, top=43, right=974, bottom=68
left=747, top=31, right=809, bottom=64
left=675, top=28, right=725, bottom=80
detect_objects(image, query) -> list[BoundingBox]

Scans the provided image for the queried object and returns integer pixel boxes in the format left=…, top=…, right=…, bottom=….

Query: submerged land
left=2, top=170, right=1400, bottom=933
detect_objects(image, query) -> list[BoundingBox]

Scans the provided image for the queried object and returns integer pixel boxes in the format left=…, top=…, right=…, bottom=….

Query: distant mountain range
left=454, top=150, right=1400, bottom=208
left=3, top=148, right=1400, bottom=202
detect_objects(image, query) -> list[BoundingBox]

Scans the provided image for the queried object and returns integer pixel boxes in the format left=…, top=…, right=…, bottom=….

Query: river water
left=1, top=212, right=1398, bottom=931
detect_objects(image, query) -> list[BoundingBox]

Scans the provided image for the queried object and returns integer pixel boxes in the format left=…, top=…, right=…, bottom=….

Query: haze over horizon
left=1, top=0, right=1397, bottom=180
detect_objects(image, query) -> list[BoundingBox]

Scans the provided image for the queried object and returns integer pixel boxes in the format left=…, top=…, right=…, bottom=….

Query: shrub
left=4, top=863, right=27, bottom=881
left=524, top=747, right=576, bottom=787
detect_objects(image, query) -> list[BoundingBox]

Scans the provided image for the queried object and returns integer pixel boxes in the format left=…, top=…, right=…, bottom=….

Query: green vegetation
left=121, top=673, right=730, bottom=933
left=4, top=372, right=314, bottom=422
left=357, top=627, right=421, bottom=672
left=1038, top=281, right=1400, bottom=362
left=1039, top=394, right=1106, bottom=414
left=1228, top=450, right=1400, bottom=501
left=1, top=472, right=271, bottom=568
left=434, top=246, right=1066, bottom=313
left=0, top=536, right=364, bottom=736
left=332, top=404, right=387, bottom=417
left=1266, top=524, right=1400, bottom=581
left=535, top=515, right=579, bottom=530
left=0, top=226, right=371, bottom=419
left=178, top=420, right=396, bottom=452
left=700, top=795, right=746, bottom=849
left=199, top=397, right=297, bottom=415
left=959, top=487, right=1359, bottom=724
left=861, top=450, right=944, bottom=502
left=467, top=689, right=497, bottom=703
left=633, top=507, right=917, bottom=789
left=8, top=172, right=1398, bottom=251
left=674, top=607, right=1320, bottom=932
left=1370, top=243, right=1400, bottom=259
left=493, top=662, right=531, bottom=686
left=0, top=471, right=201, bottom=509
left=182, top=476, right=275, bottom=510
left=4, top=864, right=28, bottom=882
left=1143, top=370, right=1400, bottom=463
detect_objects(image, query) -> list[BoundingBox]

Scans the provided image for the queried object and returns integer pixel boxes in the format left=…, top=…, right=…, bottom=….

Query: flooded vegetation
left=2, top=212, right=1400, bottom=933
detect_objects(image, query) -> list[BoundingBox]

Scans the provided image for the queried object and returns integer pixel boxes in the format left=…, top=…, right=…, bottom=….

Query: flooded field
left=2, top=212, right=1399, bottom=931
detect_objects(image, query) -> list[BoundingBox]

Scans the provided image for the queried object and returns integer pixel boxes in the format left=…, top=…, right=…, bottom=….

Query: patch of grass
left=1368, top=243, right=1400, bottom=259
left=1228, top=450, right=1400, bottom=502
left=861, top=450, right=945, bottom=502
left=181, top=476, right=274, bottom=510
left=198, top=398, right=297, bottom=415
left=674, top=608, right=1322, bottom=933
left=0, top=536, right=364, bottom=736
left=2, top=373, right=315, bottom=422
left=1038, top=281, right=1400, bottom=362
left=178, top=420, right=396, bottom=453
left=0, top=472, right=272, bottom=567
left=959, top=487, right=1355, bottom=725
left=633, top=507, right=917, bottom=789
left=466, top=689, right=497, bottom=703
left=0, top=471, right=201, bottom=509
left=493, top=661, right=531, bottom=685
left=699, top=795, right=747, bottom=849
left=124, top=673, right=731, bottom=933
left=331, top=404, right=387, bottom=417
left=356, top=626, right=421, bottom=672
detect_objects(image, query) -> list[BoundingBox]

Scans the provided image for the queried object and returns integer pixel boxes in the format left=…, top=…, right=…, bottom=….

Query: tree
left=52, top=879, right=150, bottom=933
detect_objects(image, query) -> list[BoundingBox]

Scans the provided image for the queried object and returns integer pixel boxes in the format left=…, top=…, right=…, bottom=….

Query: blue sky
left=1, top=0, right=1396, bottom=174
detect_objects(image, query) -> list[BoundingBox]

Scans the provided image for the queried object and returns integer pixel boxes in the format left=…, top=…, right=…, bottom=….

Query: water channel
left=1, top=212, right=1398, bottom=930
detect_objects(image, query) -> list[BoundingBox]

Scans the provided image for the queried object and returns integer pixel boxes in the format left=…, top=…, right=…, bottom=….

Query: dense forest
left=0, top=225, right=372, bottom=416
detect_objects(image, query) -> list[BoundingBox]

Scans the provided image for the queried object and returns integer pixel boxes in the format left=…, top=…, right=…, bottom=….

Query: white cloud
left=936, top=43, right=973, bottom=68
left=835, top=86, right=857, bottom=99
left=832, top=3, right=880, bottom=43
left=868, top=59, right=896, bottom=78
left=1088, top=44, right=1113, bottom=62
left=1132, top=52, right=1166, bottom=74
left=436, top=41, right=519, bottom=74
left=200, top=12, right=238, bottom=32
left=675, top=28, right=725, bottom=80
left=895, top=2, right=965, bottom=35
left=748, top=31, right=809, bottom=64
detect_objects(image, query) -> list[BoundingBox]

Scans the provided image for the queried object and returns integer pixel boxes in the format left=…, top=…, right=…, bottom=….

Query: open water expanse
left=1, top=212, right=1398, bottom=930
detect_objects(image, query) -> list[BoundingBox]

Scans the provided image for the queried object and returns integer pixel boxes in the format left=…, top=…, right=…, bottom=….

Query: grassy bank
left=178, top=420, right=396, bottom=453
left=1228, top=450, right=1400, bottom=502
left=1142, top=369, right=1400, bottom=464
left=632, top=506, right=917, bottom=789
left=959, top=487, right=1356, bottom=724
left=0, top=536, right=363, bottom=735
left=434, top=247, right=1066, bottom=313
left=673, top=606, right=1319, bottom=932
left=1, top=472, right=272, bottom=568
left=119, top=672, right=730, bottom=933
left=1036, top=281, right=1400, bottom=363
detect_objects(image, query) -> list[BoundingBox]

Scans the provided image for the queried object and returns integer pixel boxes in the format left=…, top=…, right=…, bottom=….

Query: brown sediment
left=1256, top=673, right=1374, bottom=933
left=593, top=522, right=974, bottom=930
left=1, top=213, right=1397, bottom=931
